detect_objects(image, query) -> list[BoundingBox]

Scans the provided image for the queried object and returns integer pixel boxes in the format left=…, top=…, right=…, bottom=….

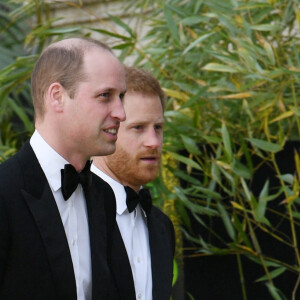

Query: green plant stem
left=291, top=83, right=300, bottom=138
left=292, top=272, right=300, bottom=300
left=236, top=253, right=248, bottom=300
left=271, top=152, right=300, bottom=267
left=248, top=219, right=273, bottom=284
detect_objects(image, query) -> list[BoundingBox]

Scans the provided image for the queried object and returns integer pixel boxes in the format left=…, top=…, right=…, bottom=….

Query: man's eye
left=134, top=125, right=142, bottom=130
left=99, top=93, right=109, bottom=98
left=119, top=93, right=125, bottom=100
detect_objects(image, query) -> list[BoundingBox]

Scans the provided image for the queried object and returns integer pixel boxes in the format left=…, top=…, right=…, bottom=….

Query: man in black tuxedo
left=0, top=37, right=126, bottom=299
left=92, top=67, right=175, bottom=300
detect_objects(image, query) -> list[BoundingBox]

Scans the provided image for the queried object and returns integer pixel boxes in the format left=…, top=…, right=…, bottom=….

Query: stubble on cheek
left=105, top=143, right=162, bottom=186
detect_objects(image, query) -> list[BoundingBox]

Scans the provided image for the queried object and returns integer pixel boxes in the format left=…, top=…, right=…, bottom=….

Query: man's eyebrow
left=94, top=87, right=126, bottom=94
left=127, top=119, right=165, bottom=125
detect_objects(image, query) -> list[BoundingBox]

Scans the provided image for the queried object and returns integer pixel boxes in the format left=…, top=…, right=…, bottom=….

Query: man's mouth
left=104, top=128, right=118, bottom=135
left=140, top=156, right=158, bottom=161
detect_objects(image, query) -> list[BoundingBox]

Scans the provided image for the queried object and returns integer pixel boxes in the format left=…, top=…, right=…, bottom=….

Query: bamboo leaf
left=168, top=151, right=202, bottom=170
left=295, top=151, right=300, bottom=184
left=112, top=43, right=134, bottom=50
left=42, top=27, right=82, bottom=35
left=254, top=180, right=270, bottom=225
left=7, top=98, right=33, bottom=132
left=172, top=260, right=178, bottom=286
left=231, top=202, right=245, bottom=211
left=266, top=283, right=284, bottom=300
left=232, top=159, right=251, bottom=179
left=247, top=138, right=282, bottom=152
left=241, top=178, right=252, bottom=201
left=181, top=16, right=210, bottom=26
left=180, top=134, right=201, bottom=155
left=277, top=174, right=294, bottom=185
left=218, top=92, right=252, bottom=99
left=203, top=135, right=222, bottom=143
left=290, top=106, right=300, bottom=117
left=211, top=161, right=221, bottom=183
left=193, top=186, right=222, bottom=200
left=232, top=215, right=252, bottom=247
left=256, top=267, right=286, bottom=282
left=107, top=13, right=135, bottom=37
left=180, top=89, right=206, bottom=110
left=162, top=88, right=189, bottom=101
left=183, top=32, right=214, bottom=54
left=269, top=111, right=294, bottom=124
left=89, top=28, right=131, bottom=40
left=217, top=201, right=236, bottom=241
left=221, top=122, right=232, bottom=161
left=259, top=180, right=269, bottom=200
left=173, top=169, right=202, bottom=185
left=251, top=24, right=279, bottom=31
left=164, top=4, right=179, bottom=44
left=174, top=187, right=218, bottom=216
left=262, top=40, right=275, bottom=65
left=202, top=63, right=239, bottom=73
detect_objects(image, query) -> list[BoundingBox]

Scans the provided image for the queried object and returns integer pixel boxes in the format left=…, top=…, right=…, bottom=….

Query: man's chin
left=138, top=173, right=158, bottom=185
left=94, top=144, right=116, bottom=157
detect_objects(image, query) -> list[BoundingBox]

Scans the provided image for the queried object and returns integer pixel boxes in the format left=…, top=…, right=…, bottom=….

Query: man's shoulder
left=151, top=205, right=173, bottom=227
left=151, top=204, right=167, bottom=216
left=150, top=204, right=176, bottom=254
left=0, top=155, right=16, bottom=171
left=0, top=156, right=25, bottom=203
left=0, top=141, right=34, bottom=191
left=0, top=141, right=32, bottom=172
left=0, top=153, right=21, bottom=181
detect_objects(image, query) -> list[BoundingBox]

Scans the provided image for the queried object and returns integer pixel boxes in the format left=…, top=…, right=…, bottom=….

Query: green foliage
left=1, top=0, right=300, bottom=298
left=0, top=0, right=32, bottom=160
left=0, top=0, right=84, bottom=161
left=118, top=0, right=300, bottom=298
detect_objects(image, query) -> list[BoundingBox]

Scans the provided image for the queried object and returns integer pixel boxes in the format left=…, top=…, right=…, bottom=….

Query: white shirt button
left=137, top=293, right=142, bottom=299
left=137, top=257, right=141, bottom=263
left=72, top=239, right=76, bottom=246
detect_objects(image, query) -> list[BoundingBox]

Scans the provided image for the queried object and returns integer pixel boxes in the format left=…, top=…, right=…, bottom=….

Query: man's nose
left=144, top=128, right=161, bottom=149
left=111, top=98, right=126, bottom=122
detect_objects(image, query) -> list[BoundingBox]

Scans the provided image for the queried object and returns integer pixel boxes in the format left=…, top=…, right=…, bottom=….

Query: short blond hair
left=31, top=37, right=112, bottom=119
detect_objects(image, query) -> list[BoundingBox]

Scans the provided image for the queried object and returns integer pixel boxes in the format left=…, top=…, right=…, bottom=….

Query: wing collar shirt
left=91, top=164, right=152, bottom=300
left=30, top=130, right=92, bottom=300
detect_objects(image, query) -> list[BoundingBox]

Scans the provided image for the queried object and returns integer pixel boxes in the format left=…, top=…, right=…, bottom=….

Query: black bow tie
left=125, top=186, right=152, bottom=216
left=61, top=160, right=92, bottom=200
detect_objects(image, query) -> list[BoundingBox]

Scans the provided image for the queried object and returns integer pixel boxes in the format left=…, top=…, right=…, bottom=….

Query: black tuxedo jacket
left=108, top=203, right=175, bottom=300
left=0, top=141, right=115, bottom=300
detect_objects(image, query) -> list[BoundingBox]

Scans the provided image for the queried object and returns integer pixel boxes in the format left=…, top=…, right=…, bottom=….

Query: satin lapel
left=85, top=175, right=111, bottom=300
left=19, top=141, right=76, bottom=299
left=111, top=225, right=136, bottom=300
left=148, top=210, right=174, bottom=300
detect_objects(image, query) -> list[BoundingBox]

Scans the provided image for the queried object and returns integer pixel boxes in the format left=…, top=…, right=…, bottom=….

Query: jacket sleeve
left=0, top=195, right=10, bottom=285
left=168, top=217, right=176, bottom=258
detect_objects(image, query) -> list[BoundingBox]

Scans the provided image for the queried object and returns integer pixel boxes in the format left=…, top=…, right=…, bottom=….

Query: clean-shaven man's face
left=62, top=48, right=126, bottom=158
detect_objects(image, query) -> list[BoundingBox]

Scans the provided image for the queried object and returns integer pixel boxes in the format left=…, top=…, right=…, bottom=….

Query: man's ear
left=47, top=82, right=66, bottom=113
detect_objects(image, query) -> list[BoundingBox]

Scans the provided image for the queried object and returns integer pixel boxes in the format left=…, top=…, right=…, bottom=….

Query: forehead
left=123, top=92, right=164, bottom=121
left=82, top=48, right=126, bottom=90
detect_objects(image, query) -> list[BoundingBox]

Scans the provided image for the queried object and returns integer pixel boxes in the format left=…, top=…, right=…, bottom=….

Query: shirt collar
left=91, top=164, right=129, bottom=215
left=30, top=130, right=69, bottom=192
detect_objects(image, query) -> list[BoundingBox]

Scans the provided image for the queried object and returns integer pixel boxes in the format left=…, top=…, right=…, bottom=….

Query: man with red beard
left=92, top=67, right=175, bottom=300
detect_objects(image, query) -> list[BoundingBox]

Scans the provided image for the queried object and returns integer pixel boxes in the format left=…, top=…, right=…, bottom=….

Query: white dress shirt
left=30, top=130, right=92, bottom=300
left=91, top=164, right=153, bottom=300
